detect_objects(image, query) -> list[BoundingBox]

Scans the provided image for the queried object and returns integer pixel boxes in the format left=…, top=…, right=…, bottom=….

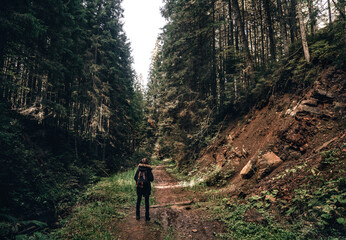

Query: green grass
left=51, top=168, right=155, bottom=239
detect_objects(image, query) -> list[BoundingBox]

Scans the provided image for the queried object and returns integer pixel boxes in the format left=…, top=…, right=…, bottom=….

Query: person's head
left=141, top=158, right=148, bottom=164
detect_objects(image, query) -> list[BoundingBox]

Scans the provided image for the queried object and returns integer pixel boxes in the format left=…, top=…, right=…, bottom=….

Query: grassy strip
left=51, top=168, right=155, bottom=239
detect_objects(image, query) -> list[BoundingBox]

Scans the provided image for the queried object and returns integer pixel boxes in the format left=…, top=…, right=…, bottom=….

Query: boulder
left=297, top=105, right=322, bottom=115
left=215, top=151, right=227, bottom=167
left=313, top=89, right=334, bottom=101
left=233, top=147, right=243, bottom=158
left=301, top=99, right=318, bottom=107
left=296, top=105, right=334, bottom=118
left=240, top=159, right=256, bottom=179
left=257, top=152, right=283, bottom=179
left=334, top=102, right=345, bottom=116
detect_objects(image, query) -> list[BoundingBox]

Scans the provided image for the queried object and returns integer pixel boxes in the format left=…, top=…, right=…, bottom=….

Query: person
left=134, top=158, right=154, bottom=221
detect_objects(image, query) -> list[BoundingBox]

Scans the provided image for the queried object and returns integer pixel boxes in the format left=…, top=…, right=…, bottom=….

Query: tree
left=297, top=1, right=311, bottom=63
left=263, top=0, right=276, bottom=61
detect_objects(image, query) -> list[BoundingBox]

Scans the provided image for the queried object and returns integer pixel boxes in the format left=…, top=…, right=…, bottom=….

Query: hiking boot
left=136, top=216, right=140, bottom=220
left=145, top=217, right=150, bottom=222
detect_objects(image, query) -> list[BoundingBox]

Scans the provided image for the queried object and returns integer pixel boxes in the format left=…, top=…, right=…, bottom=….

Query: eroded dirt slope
left=192, top=67, right=345, bottom=199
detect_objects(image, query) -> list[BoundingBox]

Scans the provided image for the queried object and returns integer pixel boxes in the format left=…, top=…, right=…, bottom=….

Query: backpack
left=136, top=169, right=148, bottom=188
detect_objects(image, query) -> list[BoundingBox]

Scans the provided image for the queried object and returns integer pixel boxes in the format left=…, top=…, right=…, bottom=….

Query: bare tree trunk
left=277, top=0, right=289, bottom=54
left=264, top=0, right=276, bottom=61
left=219, top=17, right=226, bottom=111
left=297, top=2, right=310, bottom=63
left=75, top=136, right=79, bottom=160
left=231, top=0, right=254, bottom=69
left=259, top=1, right=265, bottom=64
left=290, top=0, right=297, bottom=43
left=327, top=0, right=332, bottom=23
left=228, top=0, right=234, bottom=47
left=308, top=0, right=316, bottom=33
left=211, top=0, right=217, bottom=107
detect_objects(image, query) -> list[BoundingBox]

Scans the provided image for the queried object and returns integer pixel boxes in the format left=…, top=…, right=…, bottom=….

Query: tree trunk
left=327, top=0, right=332, bottom=23
left=289, top=0, right=297, bottom=43
left=211, top=1, right=217, bottom=107
left=297, top=2, right=310, bottom=63
left=231, top=0, right=254, bottom=69
left=219, top=25, right=226, bottom=111
left=259, top=1, right=265, bottom=64
left=277, top=0, right=289, bottom=54
left=308, top=0, right=316, bottom=34
left=228, top=0, right=234, bottom=47
left=264, top=0, right=276, bottom=61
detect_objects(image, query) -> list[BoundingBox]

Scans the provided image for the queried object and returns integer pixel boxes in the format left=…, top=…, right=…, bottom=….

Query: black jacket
left=134, top=164, right=154, bottom=195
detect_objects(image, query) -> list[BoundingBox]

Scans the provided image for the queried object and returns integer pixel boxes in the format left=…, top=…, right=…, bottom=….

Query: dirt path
left=116, top=161, right=223, bottom=239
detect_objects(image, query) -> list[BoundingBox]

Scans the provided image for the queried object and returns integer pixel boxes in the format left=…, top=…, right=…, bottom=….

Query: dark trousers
left=136, top=187, right=150, bottom=219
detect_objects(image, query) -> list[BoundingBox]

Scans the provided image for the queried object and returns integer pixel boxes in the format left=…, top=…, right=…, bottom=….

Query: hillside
left=160, top=29, right=346, bottom=239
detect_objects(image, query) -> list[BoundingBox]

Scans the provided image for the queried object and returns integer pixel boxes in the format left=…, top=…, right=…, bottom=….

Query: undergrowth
left=50, top=168, right=155, bottom=239
left=209, top=146, right=345, bottom=240
left=211, top=199, right=297, bottom=240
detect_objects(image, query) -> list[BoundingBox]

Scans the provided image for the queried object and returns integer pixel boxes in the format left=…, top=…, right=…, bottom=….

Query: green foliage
left=321, top=149, right=340, bottom=165
left=275, top=21, right=345, bottom=93
left=211, top=200, right=296, bottom=240
left=52, top=168, right=147, bottom=239
left=286, top=177, right=345, bottom=237
left=205, top=166, right=236, bottom=187
left=0, top=0, right=145, bottom=237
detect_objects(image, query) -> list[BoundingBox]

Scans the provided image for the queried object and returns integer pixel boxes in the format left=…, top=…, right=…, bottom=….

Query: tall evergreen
left=0, top=0, right=144, bottom=235
left=148, top=0, right=345, bottom=164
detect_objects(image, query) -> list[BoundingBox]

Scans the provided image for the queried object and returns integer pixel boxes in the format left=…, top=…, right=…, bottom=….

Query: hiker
left=134, top=158, right=154, bottom=221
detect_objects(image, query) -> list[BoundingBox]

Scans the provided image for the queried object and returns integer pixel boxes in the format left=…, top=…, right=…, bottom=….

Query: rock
left=244, top=208, right=267, bottom=224
left=233, top=147, right=243, bottom=158
left=301, top=99, right=318, bottom=107
left=215, top=151, right=226, bottom=167
left=334, top=102, right=345, bottom=116
left=257, top=152, right=283, bottom=179
left=227, top=133, right=233, bottom=143
left=240, top=159, right=256, bottom=179
left=263, top=152, right=283, bottom=167
left=313, top=89, right=334, bottom=101
left=265, top=195, right=276, bottom=203
left=297, top=105, right=322, bottom=115
left=296, top=104, right=334, bottom=119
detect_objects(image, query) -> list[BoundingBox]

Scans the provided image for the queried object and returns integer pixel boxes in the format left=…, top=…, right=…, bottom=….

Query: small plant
left=321, top=149, right=339, bottom=165
left=51, top=168, right=143, bottom=239
left=285, top=177, right=346, bottom=238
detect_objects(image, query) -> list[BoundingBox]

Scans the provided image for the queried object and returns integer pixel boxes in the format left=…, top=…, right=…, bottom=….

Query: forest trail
left=115, top=160, right=224, bottom=240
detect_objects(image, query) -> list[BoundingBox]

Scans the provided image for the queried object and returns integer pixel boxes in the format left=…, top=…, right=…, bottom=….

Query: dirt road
left=116, top=161, right=223, bottom=239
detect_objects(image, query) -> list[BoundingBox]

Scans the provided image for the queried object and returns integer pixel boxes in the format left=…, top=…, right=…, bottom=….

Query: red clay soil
left=192, top=67, right=345, bottom=200
left=115, top=162, right=224, bottom=240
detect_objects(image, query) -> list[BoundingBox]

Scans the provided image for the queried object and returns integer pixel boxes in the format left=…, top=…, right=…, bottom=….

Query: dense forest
left=0, top=0, right=145, bottom=237
left=147, top=0, right=345, bottom=166
left=0, top=0, right=345, bottom=239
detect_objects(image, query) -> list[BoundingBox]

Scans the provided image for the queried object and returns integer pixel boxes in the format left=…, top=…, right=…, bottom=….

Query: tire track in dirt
left=116, top=162, right=224, bottom=239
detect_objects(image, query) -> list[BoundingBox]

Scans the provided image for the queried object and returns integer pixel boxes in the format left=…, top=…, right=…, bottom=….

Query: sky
left=122, top=0, right=166, bottom=86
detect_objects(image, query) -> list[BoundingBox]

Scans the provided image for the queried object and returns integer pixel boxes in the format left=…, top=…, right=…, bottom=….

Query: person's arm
left=134, top=169, right=139, bottom=181
left=148, top=169, right=154, bottom=182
